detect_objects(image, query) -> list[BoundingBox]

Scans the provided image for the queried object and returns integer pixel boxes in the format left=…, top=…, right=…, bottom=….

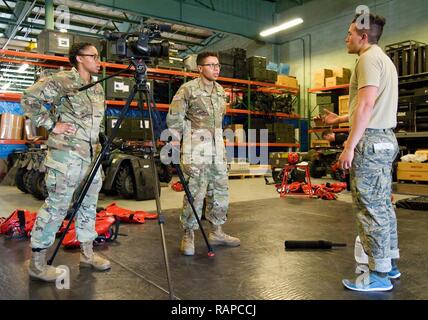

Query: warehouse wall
left=200, top=34, right=275, bottom=61
left=276, top=0, right=428, bottom=118
left=205, top=0, right=428, bottom=119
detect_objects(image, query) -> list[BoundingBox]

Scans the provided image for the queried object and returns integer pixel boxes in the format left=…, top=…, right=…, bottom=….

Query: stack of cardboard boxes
left=397, top=150, right=428, bottom=182
left=276, top=75, right=299, bottom=89
left=0, top=113, right=24, bottom=140
left=314, top=67, right=352, bottom=88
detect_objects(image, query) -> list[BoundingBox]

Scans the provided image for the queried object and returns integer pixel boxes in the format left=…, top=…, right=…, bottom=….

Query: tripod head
left=131, top=58, right=149, bottom=88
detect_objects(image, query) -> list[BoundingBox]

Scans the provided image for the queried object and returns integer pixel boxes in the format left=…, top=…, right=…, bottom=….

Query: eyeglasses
left=200, top=63, right=221, bottom=69
left=78, top=54, right=100, bottom=61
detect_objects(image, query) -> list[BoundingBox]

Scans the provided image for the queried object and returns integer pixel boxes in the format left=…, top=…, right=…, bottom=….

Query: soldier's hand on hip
left=52, top=122, right=77, bottom=135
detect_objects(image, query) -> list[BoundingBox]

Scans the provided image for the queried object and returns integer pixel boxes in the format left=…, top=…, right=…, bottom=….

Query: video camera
left=105, top=23, right=171, bottom=60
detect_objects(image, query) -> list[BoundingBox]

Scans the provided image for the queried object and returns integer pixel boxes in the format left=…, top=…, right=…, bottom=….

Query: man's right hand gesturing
left=322, top=109, right=340, bottom=125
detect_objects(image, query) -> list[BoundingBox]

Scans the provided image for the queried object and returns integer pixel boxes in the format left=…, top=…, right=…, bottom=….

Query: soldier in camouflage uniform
left=320, top=14, right=400, bottom=291
left=21, top=42, right=110, bottom=282
left=166, top=52, right=240, bottom=256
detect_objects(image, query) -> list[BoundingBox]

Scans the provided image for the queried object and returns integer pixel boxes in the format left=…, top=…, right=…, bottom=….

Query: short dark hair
left=352, top=13, right=386, bottom=44
left=69, top=42, right=95, bottom=67
left=322, top=129, right=334, bottom=138
left=196, top=51, right=219, bottom=65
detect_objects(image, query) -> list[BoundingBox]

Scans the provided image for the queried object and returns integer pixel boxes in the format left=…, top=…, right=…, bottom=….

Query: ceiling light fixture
left=260, top=18, right=304, bottom=37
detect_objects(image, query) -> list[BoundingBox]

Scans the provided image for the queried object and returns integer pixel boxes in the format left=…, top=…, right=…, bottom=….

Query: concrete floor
left=0, top=175, right=427, bottom=300
left=0, top=176, right=417, bottom=218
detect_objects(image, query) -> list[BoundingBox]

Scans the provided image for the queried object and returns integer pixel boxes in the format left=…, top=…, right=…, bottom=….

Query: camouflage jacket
left=166, top=77, right=227, bottom=160
left=21, top=68, right=105, bottom=161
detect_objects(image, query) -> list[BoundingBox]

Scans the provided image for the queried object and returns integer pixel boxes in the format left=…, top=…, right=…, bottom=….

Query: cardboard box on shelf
left=314, top=78, right=325, bottom=88
left=339, top=95, right=350, bottom=115
left=333, top=67, right=352, bottom=81
left=0, top=113, right=24, bottom=140
left=313, top=68, right=333, bottom=88
left=311, top=139, right=330, bottom=148
left=397, top=162, right=428, bottom=182
left=276, top=75, right=298, bottom=88
left=315, top=68, right=333, bottom=78
left=325, top=76, right=347, bottom=87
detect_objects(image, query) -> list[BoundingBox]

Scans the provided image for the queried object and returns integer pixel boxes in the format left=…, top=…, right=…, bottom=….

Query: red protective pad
left=0, top=209, right=37, bottom=237
left=301, top=184, right=313, bottom=195
left=329, top=182, right=347, bottom=189
left=104, top=202, right=158, bottom=223
left=315, top=187, right=337, bottom=200
left=288, top=182, right=302, bottom=193
left=62, top=213, right=117, bottom=248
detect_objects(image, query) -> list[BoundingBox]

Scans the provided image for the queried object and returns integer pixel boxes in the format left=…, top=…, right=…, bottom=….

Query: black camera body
left=105, top=24, right=170, bottom=60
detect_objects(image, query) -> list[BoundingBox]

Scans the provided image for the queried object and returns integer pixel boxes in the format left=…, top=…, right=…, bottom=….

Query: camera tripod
left=47, top=58, right=215, bottom=300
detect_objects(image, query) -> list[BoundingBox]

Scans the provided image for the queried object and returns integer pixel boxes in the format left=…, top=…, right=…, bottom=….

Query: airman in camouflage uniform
left=166, top=52, right=240, bottom=256
left=21, top=43, right=110, bottom=282
left=320, top=14, right=400, bottom=291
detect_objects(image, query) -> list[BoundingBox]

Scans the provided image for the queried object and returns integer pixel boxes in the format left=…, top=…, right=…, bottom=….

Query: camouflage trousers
left=181, top=162, right=229, bottom=230
left=30, top=149, right=102, bottom=249
left=350, top=128, right=399, bottom=273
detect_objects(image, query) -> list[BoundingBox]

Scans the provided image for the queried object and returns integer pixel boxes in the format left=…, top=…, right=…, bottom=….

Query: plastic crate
left=0, top=144, right=28, bottom=159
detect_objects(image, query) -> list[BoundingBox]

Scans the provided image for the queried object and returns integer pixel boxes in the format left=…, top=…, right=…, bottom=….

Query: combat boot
left=80, top=241, right=111, bottom=271
left=180, top=229, right=195, bottom=256
left=28, top=249, right=66, bottom=282
left=209, top=225, right=240, bottom=247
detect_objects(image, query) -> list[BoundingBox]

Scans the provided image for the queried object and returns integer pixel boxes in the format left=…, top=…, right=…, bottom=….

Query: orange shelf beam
left=0, top=139, right=27, bottom=144
left=0, top=57, right=67, bottom=69
left=0, top=93, right=300, bottom=119
left=0, top=93, right=22, bottom=102
left=0, top=49, right=300, bottom=91
left=308, top=84, right=350, bottom=92
left=226, top=108, right=301, bottom=119
left=0, top=139, right=46, bottom=145
left=105, top=100, right=169, bottom=110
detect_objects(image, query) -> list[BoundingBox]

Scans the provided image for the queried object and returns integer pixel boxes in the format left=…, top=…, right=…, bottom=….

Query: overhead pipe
left=45, top=0, right=54, bottom=30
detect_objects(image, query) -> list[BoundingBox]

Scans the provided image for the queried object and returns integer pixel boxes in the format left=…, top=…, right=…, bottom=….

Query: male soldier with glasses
left=22, top=42, right=110, bottom=282
left=167, top=52, right=240, bottom=256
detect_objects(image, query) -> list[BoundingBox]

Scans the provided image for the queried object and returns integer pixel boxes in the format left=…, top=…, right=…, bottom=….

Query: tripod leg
left=173, top=164, right=215, bottom=256
left=141, top=90, right=176, bottom=300
left=48, top=85, right=139, bottom=266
